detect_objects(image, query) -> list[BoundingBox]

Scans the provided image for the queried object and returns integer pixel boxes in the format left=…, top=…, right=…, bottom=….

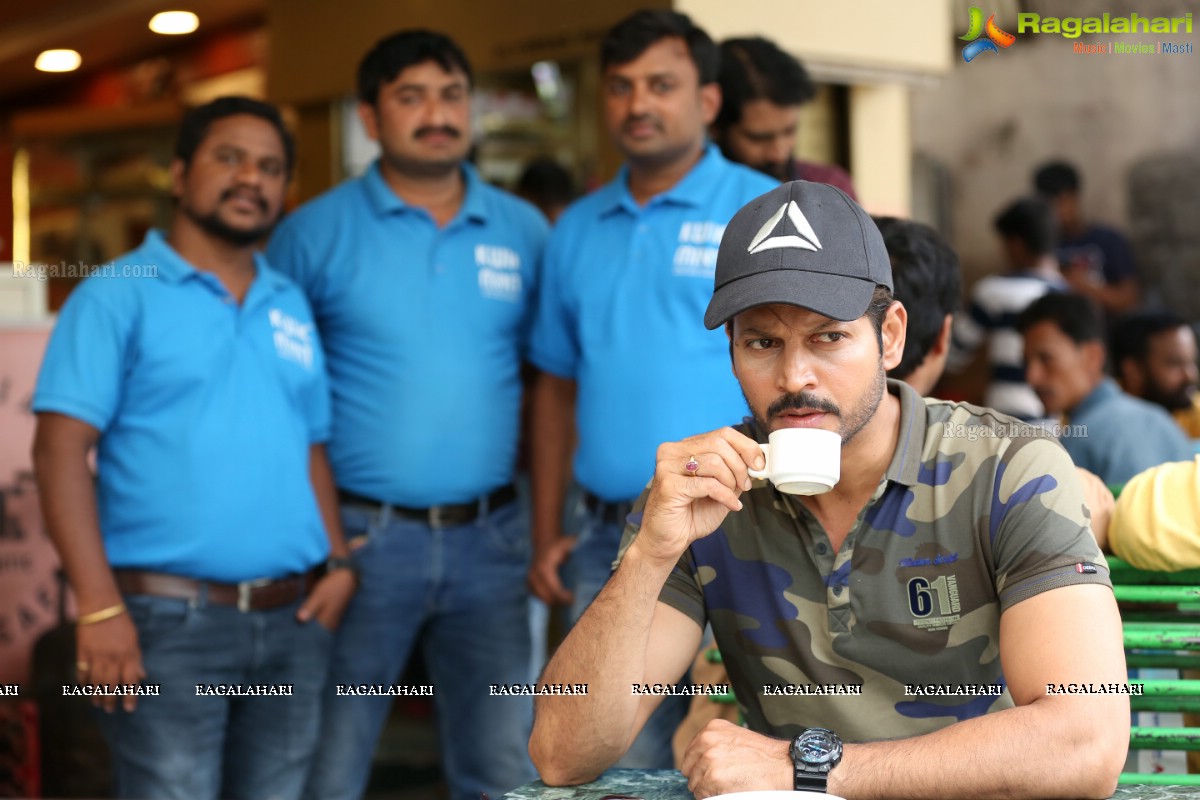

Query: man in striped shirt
left=947, top=196, right=1065, bottom=420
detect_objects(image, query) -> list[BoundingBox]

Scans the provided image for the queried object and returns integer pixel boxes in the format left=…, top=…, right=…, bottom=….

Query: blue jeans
left=95, top=591, right=332, bottom=800
left=564, top=491, right=689, bottom=769
left=304, top=498, right=535, bottom=800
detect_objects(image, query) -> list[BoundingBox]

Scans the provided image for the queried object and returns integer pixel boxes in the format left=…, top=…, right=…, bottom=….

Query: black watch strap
left=793, top=771, right=828, bottom=792
left=325, top=556, right=360, bottom=583
left=791, top=727, right=841, bottom=793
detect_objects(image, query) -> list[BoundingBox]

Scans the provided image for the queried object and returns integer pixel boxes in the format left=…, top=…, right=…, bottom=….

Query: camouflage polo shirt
left=618, top=379, right=1109, bottom=743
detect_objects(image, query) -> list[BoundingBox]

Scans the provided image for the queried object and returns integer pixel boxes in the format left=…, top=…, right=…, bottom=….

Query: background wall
left=911, top=0, right=1200, bottom=314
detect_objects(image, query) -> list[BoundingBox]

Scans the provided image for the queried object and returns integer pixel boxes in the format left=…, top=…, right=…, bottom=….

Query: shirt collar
left=1072, top=377, right=1120, bottom=419
left=139, top=229, right=290, bottom=295
left=139, top=229, right=193, bottom=283
left=600, top=141, right=728, bottom=217
left=361, top=159, right=488, bottom=224
left=887, top=379, right=927, bottom=487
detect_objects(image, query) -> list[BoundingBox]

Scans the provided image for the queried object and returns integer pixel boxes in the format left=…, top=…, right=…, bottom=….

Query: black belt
left=581, top=491, right=635, bottom=527
left=337, top=484, right=517, bottom=529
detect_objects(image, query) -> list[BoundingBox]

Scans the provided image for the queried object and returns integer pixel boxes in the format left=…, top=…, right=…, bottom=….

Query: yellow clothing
left=1173, top=394, right=1200, bottom=439
left=1109, top=456, right=1200, bottom=571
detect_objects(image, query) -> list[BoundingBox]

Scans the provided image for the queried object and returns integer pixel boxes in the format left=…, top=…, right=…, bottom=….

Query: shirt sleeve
left=32, top=282, right=134, bottom=431
left=526, top=225, right=580, bottom=379
left=1098, top=228, right=1136, bottom=284
left=946, top=286, right=990, bottom=373
left=302, top=313, right=332, bottom=445
left=516, top=209, right=550, bottom=361
left=988, top=436, right=1111, bottom=612
left=794, top=161, right=858, bottom=201
left=1109, top=456, right=1200, bottom=571
left=265, top=214, right=322, bottom=306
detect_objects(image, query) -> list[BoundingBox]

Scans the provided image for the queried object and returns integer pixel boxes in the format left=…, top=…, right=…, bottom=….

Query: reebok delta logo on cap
left=703, top=181, right=892, bottom=329
left=747, top=201, right=822, bottom=254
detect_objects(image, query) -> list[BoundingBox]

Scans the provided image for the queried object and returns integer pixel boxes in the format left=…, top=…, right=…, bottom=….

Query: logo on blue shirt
left=269, top=308, right=315, bottom=369
left=475, top=244, right=522, bottom=302
left=673, top=220, right=726, bottom=279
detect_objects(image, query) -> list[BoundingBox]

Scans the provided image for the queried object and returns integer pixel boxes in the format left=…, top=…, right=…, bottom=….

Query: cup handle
left=747, top=442, right=770, bottom=480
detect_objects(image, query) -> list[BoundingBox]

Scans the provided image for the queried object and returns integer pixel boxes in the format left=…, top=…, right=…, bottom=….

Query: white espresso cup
left=747, top=428, right=841, bottom=495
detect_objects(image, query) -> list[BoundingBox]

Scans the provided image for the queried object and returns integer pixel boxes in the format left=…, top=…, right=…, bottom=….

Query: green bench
left=1110, top=555, right=1200, bottom=784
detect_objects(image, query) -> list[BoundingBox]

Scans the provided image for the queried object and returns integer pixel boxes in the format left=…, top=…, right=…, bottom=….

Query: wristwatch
left=325, top=556, right=360, bottom=585
left=790, top=727, right=842, bottom=792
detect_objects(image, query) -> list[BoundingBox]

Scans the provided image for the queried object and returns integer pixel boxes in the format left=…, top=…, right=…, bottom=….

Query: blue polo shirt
left=529, top=144, right=776, bottom=501
left=1060, top=378, right=1193, bottom=485
left=266, top=162, right=547, bottom=506
left=33, top=230, right=331, bottom=582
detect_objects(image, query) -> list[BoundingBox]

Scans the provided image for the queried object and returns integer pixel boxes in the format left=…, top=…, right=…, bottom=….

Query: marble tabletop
left=502, top=768, right=1200, bottom=800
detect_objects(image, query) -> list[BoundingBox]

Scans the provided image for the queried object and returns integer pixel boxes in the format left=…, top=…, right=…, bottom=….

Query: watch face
left=796, top=729, right=840, bottom=765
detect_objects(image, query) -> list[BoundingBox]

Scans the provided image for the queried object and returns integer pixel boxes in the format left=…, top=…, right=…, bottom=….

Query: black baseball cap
left=704, top=181, right=892, bottom=329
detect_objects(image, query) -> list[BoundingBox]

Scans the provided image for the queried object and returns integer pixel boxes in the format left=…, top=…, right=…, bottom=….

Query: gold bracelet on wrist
left=77, top=602, right=127, bottom=626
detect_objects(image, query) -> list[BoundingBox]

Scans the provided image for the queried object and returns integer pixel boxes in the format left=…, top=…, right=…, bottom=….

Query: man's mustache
left=220, top=188, right=266, bottom=211
left=622, top=114, right=662, bottom=132
left=415, top=125, right=462, bottom=139
left=767, top=391, right=841, bottom=419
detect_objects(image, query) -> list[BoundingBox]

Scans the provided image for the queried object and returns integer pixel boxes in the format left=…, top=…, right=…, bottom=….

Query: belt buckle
left=237, top=578, right=274, bottom=612
left=428, top=505, right=447, bottom=530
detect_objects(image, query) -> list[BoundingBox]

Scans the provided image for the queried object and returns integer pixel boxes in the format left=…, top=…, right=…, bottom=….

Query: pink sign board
left=0, top=324, right=66, bottom=686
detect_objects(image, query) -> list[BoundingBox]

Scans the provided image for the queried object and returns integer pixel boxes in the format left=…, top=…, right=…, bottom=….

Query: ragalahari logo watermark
left=1018, top=12, right=1193, bottom=56
left=960, top=7, right=1016, bottom=62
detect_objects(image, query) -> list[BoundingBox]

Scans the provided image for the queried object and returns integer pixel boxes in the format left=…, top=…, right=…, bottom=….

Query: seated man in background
left=946, top=197, right=1065, bottom=420
left=1107, top=456, right=1200, bottom=571
left=1112, top=311, right=1200, bottom=440
left=531, top=182, right=1128, bottom=800
left=1018, top=292, right=1193, bottom=485
left=880, top=216, right=1114, bottom=541
left=874, top=216, right=961, bottom=395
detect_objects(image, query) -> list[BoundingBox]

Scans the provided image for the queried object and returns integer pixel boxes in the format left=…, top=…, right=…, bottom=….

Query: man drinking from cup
left=530, top=181, right=1129, bottom=799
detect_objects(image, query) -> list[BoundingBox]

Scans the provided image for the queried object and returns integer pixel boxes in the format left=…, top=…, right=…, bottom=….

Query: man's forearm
left=310, top=444, right=349, bottom=558
left=32, top=422, right=119, bottom=612
left=531, top=543, right=676, bottom=784
left=831, top=697, right=1126, bottom=800
left=529, top=372, right=576, bottom=550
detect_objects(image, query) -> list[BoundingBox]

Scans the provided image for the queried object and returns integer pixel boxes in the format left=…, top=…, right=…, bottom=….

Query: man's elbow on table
left=529, top=716, right=603, bottom=787
left=528, top=744, right=601, bottom=788
left=1057, top=698, right=1128, bottom=799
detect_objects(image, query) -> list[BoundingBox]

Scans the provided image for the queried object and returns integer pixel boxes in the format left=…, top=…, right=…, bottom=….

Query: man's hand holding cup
left=634, top=425, right=843, bottom=569
left=633, top=427, right=764, bottom=568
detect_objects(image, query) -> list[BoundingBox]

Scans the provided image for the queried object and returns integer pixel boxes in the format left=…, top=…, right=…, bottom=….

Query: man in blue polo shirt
left=266, top=29, right=547, bottom=800
left=527, top=9, right=776, bottom=769
left=32, top=97, right=356, bottom=800
left=1017, top=292, right=1192, bottom=485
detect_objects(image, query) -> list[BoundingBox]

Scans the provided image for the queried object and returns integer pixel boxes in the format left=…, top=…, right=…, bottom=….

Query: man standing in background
left=267, top=30, right=547, bottom=800
left=711, top=36, right=856, bottom=197
left=33, top=96, right=356, bottom=800
left=1034, top=160, right=1139, bottom=315
left=527, top=9, right=776, bottom=768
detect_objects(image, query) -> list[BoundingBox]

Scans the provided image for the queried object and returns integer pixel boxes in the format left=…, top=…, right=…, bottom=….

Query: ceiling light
left=35, top=49, right=81, bottom=72
left=149, top=11, right=199, bottom=35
